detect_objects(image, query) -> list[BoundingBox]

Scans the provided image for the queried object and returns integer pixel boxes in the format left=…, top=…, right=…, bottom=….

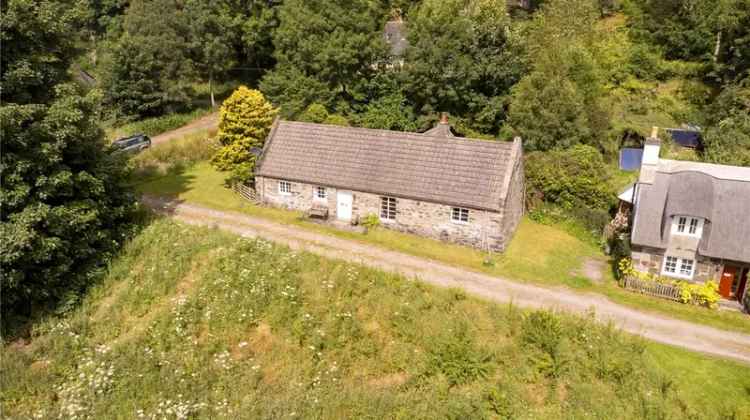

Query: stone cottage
left=254, top=117, right=525, bottom=252
left=628, top=135, right=750, bottom=302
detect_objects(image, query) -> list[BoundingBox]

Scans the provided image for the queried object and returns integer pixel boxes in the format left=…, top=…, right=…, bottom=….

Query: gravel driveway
left=142, top=195, right=750, bottom=364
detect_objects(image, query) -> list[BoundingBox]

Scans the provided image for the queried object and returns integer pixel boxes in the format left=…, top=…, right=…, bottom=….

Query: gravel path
left=151, top=112, right=219, bottom=146
left=142, top=196, right=750, bottom=364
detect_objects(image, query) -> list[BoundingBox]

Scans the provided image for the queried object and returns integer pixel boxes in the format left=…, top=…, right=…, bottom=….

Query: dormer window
left=671, top=216, right=703, bottom=238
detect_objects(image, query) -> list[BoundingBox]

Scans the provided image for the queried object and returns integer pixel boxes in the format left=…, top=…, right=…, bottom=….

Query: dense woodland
left=2, top=0, right=750, bottom=321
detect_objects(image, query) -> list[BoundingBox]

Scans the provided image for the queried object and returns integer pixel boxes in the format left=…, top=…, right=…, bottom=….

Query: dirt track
left=151, top=112, right=219, bottom=145
left=142, top=195, right=750, bottom=365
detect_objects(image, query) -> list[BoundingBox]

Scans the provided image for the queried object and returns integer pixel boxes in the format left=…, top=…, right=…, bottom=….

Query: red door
left=719, top=266, right=737, bottom=299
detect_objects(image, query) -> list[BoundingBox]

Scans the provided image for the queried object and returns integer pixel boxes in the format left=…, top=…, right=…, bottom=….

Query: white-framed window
left=671, top=215, right=703, bottom=238
left=314, top=186, right=327, bottom=201
left=278, top=180, right=292, bottom=195
left=380, top=196, right=397, bottom=221
left=661, top=255, right=695, bottom=279
left=451, top=207, right=469, bottom=223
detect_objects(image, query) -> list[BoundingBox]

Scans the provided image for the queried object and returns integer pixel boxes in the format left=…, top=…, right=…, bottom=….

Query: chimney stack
left=642, top=126, right=661, bottom=166
left=639, top=126, right=661, bottom=184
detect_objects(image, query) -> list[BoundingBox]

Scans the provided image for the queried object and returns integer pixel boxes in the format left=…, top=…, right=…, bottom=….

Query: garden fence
left=231, top=182, right=259, bottom=203
left=621, top=276, right=682, bottom=302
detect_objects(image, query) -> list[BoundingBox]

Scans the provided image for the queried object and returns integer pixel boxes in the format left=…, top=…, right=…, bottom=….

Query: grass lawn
left=135, top=162, right=750, bottom=335
left=3, top=220, right=748, bottom=418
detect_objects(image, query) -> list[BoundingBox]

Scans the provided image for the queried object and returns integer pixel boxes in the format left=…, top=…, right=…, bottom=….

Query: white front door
left=336, top=191, right=353, bottom=221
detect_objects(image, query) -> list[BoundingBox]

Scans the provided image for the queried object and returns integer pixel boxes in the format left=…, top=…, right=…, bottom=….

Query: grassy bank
left=135, top=161, right=750, bottom=335
left=3, top=220, right=748, bottom=418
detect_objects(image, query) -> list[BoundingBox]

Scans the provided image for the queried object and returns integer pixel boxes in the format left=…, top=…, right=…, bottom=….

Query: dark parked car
left=111, top=134, right=151, bottom=154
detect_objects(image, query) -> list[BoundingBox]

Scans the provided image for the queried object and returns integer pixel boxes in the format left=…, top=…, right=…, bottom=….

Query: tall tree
left=100, top=0, right=196, bottom=118
left=185, top=0, right=235, bottom=109
left=508, top=0, right=610, bottom=150
left=701, top=77, right=750, bottom=166
left=401, top=0, right=526, bottom=134
left=212, top=87, right=278, bottom=183
left=627, top=0, right=750, bottom=83
left=260, top=0, right=387, bottom=117
left=1, top=0, right=137, bottom=321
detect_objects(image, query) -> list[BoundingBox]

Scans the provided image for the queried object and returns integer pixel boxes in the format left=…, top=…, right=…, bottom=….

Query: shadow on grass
left=130, top=162, right=198, bottom=198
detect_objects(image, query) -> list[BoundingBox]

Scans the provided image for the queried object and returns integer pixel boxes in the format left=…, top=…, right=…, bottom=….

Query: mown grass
left=2, top=220, right=748, bottom=418
left=135, top=161, right=750, bottom=335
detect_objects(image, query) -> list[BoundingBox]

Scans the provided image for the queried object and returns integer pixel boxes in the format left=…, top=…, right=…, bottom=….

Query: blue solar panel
left=619, top=148, right=643, bottom=171
left=668, top=129, right=701, bottom=148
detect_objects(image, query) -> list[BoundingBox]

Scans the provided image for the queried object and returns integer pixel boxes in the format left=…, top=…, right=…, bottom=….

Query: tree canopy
left=1, top=0, right=137, bottom=322
left=260, top=0, right=388, bottom=117
left=401, top=0, right=526, bottom=134
left=212, top=86, right=278, bottom=183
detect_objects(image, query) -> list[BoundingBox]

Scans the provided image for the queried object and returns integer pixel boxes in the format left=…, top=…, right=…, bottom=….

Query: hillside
left=3, top=220, right=749, bottom=419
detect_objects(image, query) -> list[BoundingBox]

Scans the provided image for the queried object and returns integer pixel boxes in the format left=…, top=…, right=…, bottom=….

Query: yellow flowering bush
left=618, top=258, right=721, bottom=309
left=212, top=86, right=278, bottom=183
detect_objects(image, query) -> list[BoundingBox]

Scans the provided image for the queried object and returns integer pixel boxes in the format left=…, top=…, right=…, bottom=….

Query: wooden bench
left=307, top=205, right=329, bottom=219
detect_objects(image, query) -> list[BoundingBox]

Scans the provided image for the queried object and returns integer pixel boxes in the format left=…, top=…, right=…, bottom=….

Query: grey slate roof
left=256, top=120, right=521, bottom=212
left=632, top=159, right=750, bottom=262
left=384, top=20, right=408, bottom=57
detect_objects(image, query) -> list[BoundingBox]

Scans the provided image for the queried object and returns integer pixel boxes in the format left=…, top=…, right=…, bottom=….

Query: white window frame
left=670, top=215, right=703, bottom=238
left=314, top=186, right=327, bottom=202
left=451, top=207, right=469, bottom=224
left=380, top=196, right=397, bottom=221
left=278, top=180, right=292, bottom=196
left=661, top=255, right=695, bottom=280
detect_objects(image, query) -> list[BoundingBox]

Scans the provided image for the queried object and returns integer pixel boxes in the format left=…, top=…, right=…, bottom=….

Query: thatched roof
left=632, top=159, right=750, bottom=262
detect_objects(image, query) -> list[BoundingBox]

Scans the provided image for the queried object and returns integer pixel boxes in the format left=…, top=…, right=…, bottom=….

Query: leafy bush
left=618, top=258, right=721, bottom=309
left=521, top=310, right=563, bottom=357
left=298, top=103, right=329, bottom=123
left=521, top=310, right=567, bottom=377
left=525, top=145, right=614, bottom=212
left=360, top=214, right=380, bottom=233
left=131, top=130, right=219, bottom=178
left=427, top=322, right=493, bottom=386
left=681, top=281, right=721, bottom=309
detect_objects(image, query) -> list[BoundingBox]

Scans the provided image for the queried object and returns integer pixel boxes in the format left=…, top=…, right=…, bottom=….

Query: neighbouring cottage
left=254, top=117, right=525, bottom=252
left=383, top=18, right=408, bottom=67
left=624, top=135, right=750, bottom=302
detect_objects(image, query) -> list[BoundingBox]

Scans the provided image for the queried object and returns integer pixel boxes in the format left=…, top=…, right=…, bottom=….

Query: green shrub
left=521, top=310, right=567, bottom=377
left=360, top=214, right=380, bottom=233
left=525, top=145, right=615, bottom=212
left=299, top=103, right=329, bottom=123
left=427, top=322, right=493, bottom=386
left=521, top=310, right=562, bottom=357
left=131, top=131, right=218, bottom=178
left=619, top=258, right=721, bottom=309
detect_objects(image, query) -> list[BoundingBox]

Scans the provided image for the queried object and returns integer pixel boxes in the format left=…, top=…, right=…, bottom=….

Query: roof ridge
left=279, top=120, right=511, bottom=146
left=658, top=159, right=750, bottom=183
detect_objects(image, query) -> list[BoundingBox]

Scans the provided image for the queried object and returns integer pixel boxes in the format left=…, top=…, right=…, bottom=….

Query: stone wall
left=256, top=175, right=520, bottom=251
left=631, top=245, right=721, bottom=283
left=500, top=155, right=525, bottom=246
